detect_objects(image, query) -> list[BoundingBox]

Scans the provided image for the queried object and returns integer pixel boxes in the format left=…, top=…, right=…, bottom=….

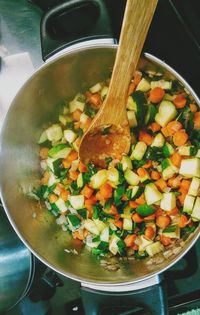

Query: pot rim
left=0, top=42, right=200, bottom=288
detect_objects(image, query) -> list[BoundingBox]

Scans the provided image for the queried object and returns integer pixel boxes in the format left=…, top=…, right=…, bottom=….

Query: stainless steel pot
left=0, top=43, right=199, bottom=289
left=0, top=204, right=33, bottom=313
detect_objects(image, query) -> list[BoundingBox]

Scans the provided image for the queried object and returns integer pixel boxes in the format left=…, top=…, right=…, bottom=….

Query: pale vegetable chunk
left=46, top=124, right=63, bottom=141
left=130, top=141, right=147, bottom=160
left=136, top=78, right=151, bottom=92
left=145, top=241, right=164, bottom=257
left=183, top=195, right=196, bottom=214
left=124, top=169, right=140, bottom=186
left=151, top=133, right=165, bottom=147
left=188, top=177, right=200, bottom=196
left=160, top=192, right=176, bottom=211
left=64, top=130, right=77, bottom=143
left=69, top=195, right=84, bottom=210
left=179, top=158, right=200, bottom=178
left=90, top=170, right=107, bottom=189
left=127, top=110, right=137, bottom=127
left=155, top=101, right=177, bottom=127
left=145, top=183, right=163, bottom=205
left=191, top=197, right=200, bottom=221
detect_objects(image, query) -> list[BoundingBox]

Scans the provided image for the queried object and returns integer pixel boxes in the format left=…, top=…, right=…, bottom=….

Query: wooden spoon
left=79, top=0, right=158, bottom=167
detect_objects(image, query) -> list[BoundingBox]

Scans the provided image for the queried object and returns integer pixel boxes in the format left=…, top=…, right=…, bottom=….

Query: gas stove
left=1, top=0, right=200, bottom=314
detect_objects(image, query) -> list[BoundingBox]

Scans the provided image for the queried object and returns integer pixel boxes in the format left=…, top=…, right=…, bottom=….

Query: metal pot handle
left=81, top=276, right=168, bottom=315
left=40, top=0, right=114, bottom=61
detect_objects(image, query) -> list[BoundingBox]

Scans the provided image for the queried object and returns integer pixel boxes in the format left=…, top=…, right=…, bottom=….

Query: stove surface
left=1, top=0, right=200, bottom=314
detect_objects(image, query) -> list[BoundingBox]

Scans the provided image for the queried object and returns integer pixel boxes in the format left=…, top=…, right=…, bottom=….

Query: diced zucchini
left=100, top=227, right=109, bottom=242
left=69, top=94, right=85, bottom=113
left=130, top=141, right=147, bottom=160
left=163, top=93, right=176, bottom=101
left=162, top=159, right=178, bottom=180
left=84, top=219, right=100, bottom=235
left=93, top=219, right=107, bottom=233
left=48, top=173, right=59, bottom=186
left=145, top=183, right=163, bottom=205
left=107, top=167, right=119, bottom=186
left=162, top=142, right=174, bottom=157
left=179, top=158, right=200, bottom=178
left=59, top=115, right=72, bottom=126
left=90, top=170, right=107, bottom=189
left=124, top=169, right=140, bottom=186
left=64, top=129, right=77, bottom=143
left=151, top=133, right=165, bottom=148
left=150, top=80, right=172, bottom=90
left=196, top=149, right=200, bottom=158
left=54, top=198, right=68, bottom=213
left=155, top=101, right=177, bottom=127
left=183, top=194, right=196, bottom=214
left=136, top=78, right=151, bottom=92
left=67, top=215, right=81, bottom=229
left=122, top=207, right=132, bottom=231
left=162, top=225, right=180, bottom=239
left=46, top=124, right=63, bottom=142
left=38, top=130, right=48, bottom=144
left=121, top=155, right=133, bottom=171
left=131, top=186, right=143, bottom=199
left=178, top=146, right=191, bottom=156
left=80, top=113, right=89, bottom=124
left=139, top=235, right=153, bottom=252
left=69, top=195, right=84, bottom=210
left=89, top=82, right=102, bottom=93
left=160, top=192, right=176, bottom=211
left=127, top=110, right=137, bottom=127
left=145, top=104, right=157, bottom=124
left=109, top=234, right=121, bottom=255
left=191, top=197, right=200, bottom=221
left=188, top=177, right=200, bottom=197
left=126, top=96, right=137, bottom=111
left=145, top=241, right=164, bottom=257
left=77, top=173, right=84, bottom=188
left=48, top=144, right=71, bottom=159
left=101, top=86, right=109, bottom=100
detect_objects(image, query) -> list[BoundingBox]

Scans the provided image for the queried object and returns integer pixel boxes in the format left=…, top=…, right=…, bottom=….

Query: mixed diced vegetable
left=35, top=69, right=200, bottom=260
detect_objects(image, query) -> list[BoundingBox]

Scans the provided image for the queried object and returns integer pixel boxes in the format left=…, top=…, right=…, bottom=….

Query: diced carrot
left=156, top=215, right=171, bottom=229
left=78, top=161, right=87, bottom=173
left=132, top=244, right=139, bottom=251
left=69, top=171, right=79, bottom=180
left=139, top=131, right=153, bottom=145
left=189, top=103, right=198, bottom=113
left=180, top=179, right=191, bottom=192
left=99, top=183, right=113, bottom=200
left=194, top=112, right=200, bottom=130
left=166, top=120, right=182, bottom=136
left=160, top=234, right=171, bottom=246
left=149, top=87, right=165, bottom=103
left=144, top=226, right=155, bottom=239
left=135, top=193, right=146, bottom=205
left=150, top=122, right=161, bottom=132
left=137, top=167, right=147, bottom=177
left=133, top=72, right=142, bottom=86
left=151, top=170, right=161, bottom=180
left=49, top=194, right=58, bottom=203
left=166, top=207, right=179, bottom=216
left=161, top=126, right=170, bottom=137
left=173, top=129, right=188, bottom=146
left=55, top=183, right=64, bottom=192
left=62, top=159, right=71, bottom=169
left=73, top=230, right=85, bottom=241
left=170, top=152, right=182, bottom=167
left=155, top=208, right=164, bottom=217
left=95, top=191, right=102, bottom=201
left=144, top=213, right=156, bottom=221
left=74, top=121, right=81, bottom=129
left=87, top=93, right=101, bottom=108
left=155, top=178, right=167, bottom=192
left=179, top=214, right=188, bottom=228
left=178, top=190, right=187, bottom=205
left=121, top=195, right=128, bottom=201
left=60, top=190, right=70, bottom=202
left=124, top=234, right=136, bottom=247
left=67, top=150, right=78, bottom=162
left=108, top=204, right=118, bottom=215
left=128, top=81, right=136, bottom=95
left=85, top=199, right=95, bottom=217
left=62, top=178, right=72, bottom=185
left=114, top=220, right=123, bottom=229
left=132, top=213, right=143, bottom=223
left=167, top=176, right=181, bottom=188
left=39, top=147, right=49, bottom=159
left=41, top=171, right=50, bottom=185
left=81, top=185, right=94, bottom=199
left=72, top=109, right=82, bottom=121
left=173, top=94, right=187, bottom=108
left=129, top=200, right=138, bottom=208
left=143, top=160, right=152, bottom=169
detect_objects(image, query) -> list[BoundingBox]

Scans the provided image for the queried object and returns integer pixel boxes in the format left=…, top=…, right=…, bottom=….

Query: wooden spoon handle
left=105, top=0, right=158, bottom=108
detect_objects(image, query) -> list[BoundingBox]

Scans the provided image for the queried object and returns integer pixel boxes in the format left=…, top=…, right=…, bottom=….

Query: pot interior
left=0, top=45, right=199, bottom=285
